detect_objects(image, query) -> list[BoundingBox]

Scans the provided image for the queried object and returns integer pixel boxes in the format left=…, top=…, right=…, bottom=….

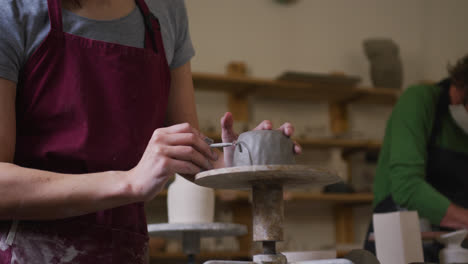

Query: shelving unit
left=148, top=70, right=398, bottom=262
left=192, top=70, right=398, bottom=151
left=192, top=72, right=400, bottom=105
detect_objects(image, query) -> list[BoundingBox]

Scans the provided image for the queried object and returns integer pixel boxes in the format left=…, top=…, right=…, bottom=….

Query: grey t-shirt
left=0, top=0, right=195, bottom=83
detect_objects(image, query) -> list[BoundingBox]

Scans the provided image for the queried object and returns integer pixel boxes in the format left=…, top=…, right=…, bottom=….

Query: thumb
left=221, top=112, right=237, bottom=142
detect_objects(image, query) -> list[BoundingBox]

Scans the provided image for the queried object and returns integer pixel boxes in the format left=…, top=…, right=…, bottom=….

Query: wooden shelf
left=151, top=191, right=373, bottom=205
left=194, top=71, right=388, bottom=154
left=285, top=192, right=373, bottom=204
left=192, top=72, right=400, bottom=105
left=176, top=71, right=385, bottom=252
left=295, top=138, right=381, bottom=151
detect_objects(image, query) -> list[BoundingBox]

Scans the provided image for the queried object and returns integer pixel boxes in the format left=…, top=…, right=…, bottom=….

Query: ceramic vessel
left=233, top=130, right=295, bottom=166
left=438, top=229, right=468, bottom=264
left=167, top=174, right=215, bottom=223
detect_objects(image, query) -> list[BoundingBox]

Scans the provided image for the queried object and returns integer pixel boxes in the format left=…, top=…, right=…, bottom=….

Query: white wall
left=421, top=0, right=468, bottom=80
left=187, top=0, right=428, bottom=86
left=188, top=0, right=468, bottom=85
left=180, top=0, right=468, bottom=253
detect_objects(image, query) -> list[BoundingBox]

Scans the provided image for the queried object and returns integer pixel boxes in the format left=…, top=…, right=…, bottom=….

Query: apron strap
left=47, top=0, right=64, bottom=32
left=135, top=0, right=159, bottom=53
left=428, top=78, right=451, bottom=146
left=135, top=0, right=151, bottom=16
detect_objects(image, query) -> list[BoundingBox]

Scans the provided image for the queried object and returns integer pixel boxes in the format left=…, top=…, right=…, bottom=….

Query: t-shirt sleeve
left=170, top=0, right=195, bottom=69
left=388, top=85, right=451, bottom=224
left=0, top=2, right=25, bottom=83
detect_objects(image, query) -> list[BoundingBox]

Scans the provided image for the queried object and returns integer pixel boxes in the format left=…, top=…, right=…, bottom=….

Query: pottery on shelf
left=167, top=174, right=215, bottom=223
left=233, top=130, right=295, bottom=166
left=363, top=38, right=403, bottom=89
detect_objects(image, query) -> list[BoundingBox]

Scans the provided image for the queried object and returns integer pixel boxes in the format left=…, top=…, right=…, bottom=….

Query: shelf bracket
left=226, top=62, right=250, bottom=130
left=329, top=102, right=349, bottom=136
left=228, top=93, right=250, bottom=127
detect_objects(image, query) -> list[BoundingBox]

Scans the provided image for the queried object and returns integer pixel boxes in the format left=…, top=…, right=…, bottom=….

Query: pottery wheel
left=195, top=165, right=340, bottom=190
left=195, top=165, right=341, bottom=257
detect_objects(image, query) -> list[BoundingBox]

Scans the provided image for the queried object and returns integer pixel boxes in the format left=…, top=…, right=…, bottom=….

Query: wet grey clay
left=233, top=130, right=295, bottom=166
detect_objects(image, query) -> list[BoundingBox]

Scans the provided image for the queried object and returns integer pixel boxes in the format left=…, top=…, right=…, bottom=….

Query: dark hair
left=448, top=54, right=468, bottom=91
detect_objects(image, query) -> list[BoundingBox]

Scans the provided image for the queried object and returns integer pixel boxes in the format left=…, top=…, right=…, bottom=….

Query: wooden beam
left=334, top=204, right=355, bottom=244
left=329, top=102, right=348, bottom=135
left=227, top=93, right=249, bottom=124
left=344, top=155, right=353, bottom=183
left=231, top=200, right=253, bottom=253
left=225, top=62, right=250, bottom=126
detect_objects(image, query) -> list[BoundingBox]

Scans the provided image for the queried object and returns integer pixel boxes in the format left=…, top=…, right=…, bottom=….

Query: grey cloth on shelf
left=363, top=38, right=403, bottom=89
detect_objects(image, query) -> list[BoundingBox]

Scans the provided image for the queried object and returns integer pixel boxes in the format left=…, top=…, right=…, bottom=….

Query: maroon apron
left=0, top=0, right=170, bottom=262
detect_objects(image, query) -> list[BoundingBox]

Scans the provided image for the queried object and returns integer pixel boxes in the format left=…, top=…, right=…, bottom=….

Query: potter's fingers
left=162, top=133, right=218, bottom=161
left=222, top=131, right=238, bottom=143
left=168, top=159, right=203, bottom=176
left=221, top=112, right=238, bottom=142
left=156, top=123, right=193, bottom=134
left=188, top=126, right=207, bottom=141
left=293, top=140, right=302, bottom=154
left=156, top=123, right=206, bottom=140
left=253, top=120, right=273, bottom=131
left=166, top=146, right=214, bottom=170
left=220, top=112, right=234, bottom=130
left=278, top=122, right=294, bottom=137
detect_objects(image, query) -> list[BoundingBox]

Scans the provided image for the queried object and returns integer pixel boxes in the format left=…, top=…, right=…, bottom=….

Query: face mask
left=449, top=104, right=468, bottom=134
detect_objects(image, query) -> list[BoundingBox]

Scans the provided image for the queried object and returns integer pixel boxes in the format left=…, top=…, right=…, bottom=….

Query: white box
left=373, top=211, right=424, bottom=264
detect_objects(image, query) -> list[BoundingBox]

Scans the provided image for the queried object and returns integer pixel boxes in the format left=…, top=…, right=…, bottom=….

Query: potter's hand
left=128, top=123, right=218, bottom=201
left=440, top=203, right=468, bottom=230
left=221, top=112, right=302, bottom=167
left=256, top=120, right=302, bottom=155
left=220, top=112, right=238, bottom=167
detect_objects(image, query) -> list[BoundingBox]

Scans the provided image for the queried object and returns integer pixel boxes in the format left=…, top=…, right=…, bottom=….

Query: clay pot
left=233, top=130, right=295, bottom=166
left=167, top=174, right=215, bottom=223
